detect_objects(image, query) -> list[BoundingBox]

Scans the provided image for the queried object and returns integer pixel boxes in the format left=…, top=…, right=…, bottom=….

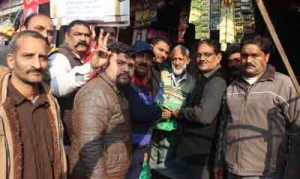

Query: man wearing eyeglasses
left=170, top=39, right=228, bottom=179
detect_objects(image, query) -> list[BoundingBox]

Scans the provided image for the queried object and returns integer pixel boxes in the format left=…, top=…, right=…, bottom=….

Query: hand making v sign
left=90, top=29, right=115, bottom=69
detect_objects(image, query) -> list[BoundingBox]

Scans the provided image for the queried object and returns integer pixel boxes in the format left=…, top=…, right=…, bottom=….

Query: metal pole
left=255, top=0, right=300, bottom=95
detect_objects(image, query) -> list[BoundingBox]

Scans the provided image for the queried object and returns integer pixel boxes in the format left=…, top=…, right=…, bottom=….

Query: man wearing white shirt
left=48, top=20, right=92, bottom=146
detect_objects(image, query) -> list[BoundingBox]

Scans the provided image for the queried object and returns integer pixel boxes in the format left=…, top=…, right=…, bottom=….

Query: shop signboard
left=50, top=0, right=130, bottom=27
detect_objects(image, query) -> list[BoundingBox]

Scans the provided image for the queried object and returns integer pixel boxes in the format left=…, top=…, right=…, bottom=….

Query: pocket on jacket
left=106, top=142, right=130, bottom=175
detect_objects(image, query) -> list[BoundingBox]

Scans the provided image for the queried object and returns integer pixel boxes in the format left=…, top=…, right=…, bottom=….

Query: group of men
left=0, top=13, right=299, bottom=179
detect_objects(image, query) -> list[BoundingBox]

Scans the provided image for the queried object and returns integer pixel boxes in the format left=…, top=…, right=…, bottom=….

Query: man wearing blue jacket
left=123, top=41, right=162, bottom=179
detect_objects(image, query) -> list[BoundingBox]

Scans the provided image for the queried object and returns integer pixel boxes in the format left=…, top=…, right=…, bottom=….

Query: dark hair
left=198, top=38, right=221, bottom=54
left=108, top=42, right=132, bottom=55
left=10, top=30, right=49, bottom=55
left=151, top=36, right=172, bottom=48
left=226, top=43, right=240, bottom=56
left=23, top=13, right=50, bottom=28
left=241, top=35, right=272, bottom=54
left=66, top=20, right=90, bottom=34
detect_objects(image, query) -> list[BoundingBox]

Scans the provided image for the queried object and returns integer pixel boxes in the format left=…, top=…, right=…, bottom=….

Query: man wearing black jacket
left=172, top=39, right=228, bottom=179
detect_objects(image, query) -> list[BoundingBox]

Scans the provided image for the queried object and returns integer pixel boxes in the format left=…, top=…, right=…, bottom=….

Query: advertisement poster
left=50, top=0, right=130, bottom=27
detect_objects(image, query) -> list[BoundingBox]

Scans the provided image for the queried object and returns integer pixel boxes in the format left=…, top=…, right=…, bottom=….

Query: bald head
left=21, top=14, right=54, bottom=45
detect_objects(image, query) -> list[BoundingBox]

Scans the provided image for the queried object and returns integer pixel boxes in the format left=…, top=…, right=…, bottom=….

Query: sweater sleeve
left=49, top=53, right=92, bottom=97
left=179, top=76, right=227, bottom=125
left=124, top=85, right=162, bottom=122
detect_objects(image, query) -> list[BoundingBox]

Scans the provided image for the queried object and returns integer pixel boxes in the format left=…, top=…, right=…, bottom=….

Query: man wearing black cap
left=124, top=41, right=162, bottom=179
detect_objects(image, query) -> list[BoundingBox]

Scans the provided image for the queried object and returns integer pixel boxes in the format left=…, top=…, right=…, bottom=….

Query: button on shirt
left=8, top=82, right=54, bottom=179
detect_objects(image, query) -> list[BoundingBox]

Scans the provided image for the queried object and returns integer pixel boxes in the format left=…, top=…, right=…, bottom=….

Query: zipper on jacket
left=235, top=81, right=250, bottom=173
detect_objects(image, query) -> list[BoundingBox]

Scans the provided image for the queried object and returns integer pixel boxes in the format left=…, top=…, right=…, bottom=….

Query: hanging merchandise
left=176, top=11, right=188, bottom=43
left=219, top=1, right=235, bottom=50
left=189, top=0, right=210, bottom=39
left=146, top=28, right=167, bottom=40
left=210, top=0, right=221, bottom=30
left=219, top=0, right=256, bottom=50
left=237, top=0, right=255, bottom=38
left=234, top=0, right=244, bottom=41
left=132, top=28, right=148, bottom=43
left=132, top=0, right=162, bottom=43
left=133, top=0, right=158, bottom=28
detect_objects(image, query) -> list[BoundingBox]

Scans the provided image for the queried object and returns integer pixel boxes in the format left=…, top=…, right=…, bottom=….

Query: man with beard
left=150, top=36, right=171, bottom=96
left=150, top=44, right=195, bottom=178
left=173, top=39, right=227, bottom=179
left=0, top=30, right=67, bottom=179
left=225, top=43, right=242, bottom=83
left=69, top=42, right=133, bottom=178
left=48, top=20, right=93, bottom=146
left=124, top=41, right=162, bottom=179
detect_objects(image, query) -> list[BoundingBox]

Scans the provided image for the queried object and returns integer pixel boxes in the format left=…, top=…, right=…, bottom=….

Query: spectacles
left=196, top=52, right=215, bottom=59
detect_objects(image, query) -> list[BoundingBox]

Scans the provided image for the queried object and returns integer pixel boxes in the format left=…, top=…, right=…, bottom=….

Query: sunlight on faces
left=134, top=52, right=153, bottom=77
left=116, top=53, right=131, bottom=85
left=24, top=15, right=54, bottom=45
left=241, top=44, right=269, bottom=78
left=171, top=48, right=189, bottom=75
left=7, top=36, right=49, bottom=85
left=65, top=25, right=91, bottom=56
left=105, top=53, right=131, bottom=85
left=152, top=41, right=170, bottom=63
left=196, top=43, right=221, bottom=73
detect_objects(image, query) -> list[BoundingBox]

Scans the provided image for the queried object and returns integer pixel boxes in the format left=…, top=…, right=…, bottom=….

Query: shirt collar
left=202, top=65, right=221, bottom=78
left=8, top=80, right=49, bottom=106
left=170, top=71, right=188, bottom=87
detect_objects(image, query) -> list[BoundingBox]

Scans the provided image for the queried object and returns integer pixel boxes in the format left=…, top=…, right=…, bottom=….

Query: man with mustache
left=150, top=45, right=195, bottom=178
left=48, top=20, right=92, bottom=146
left=69, top=42, right=133, bottom=178
left=172, top=39, right=228, bottom=179
left=214, top=35, right=300, bottom=179
left=0, top=30, right=67, bottom=179
left=123, top=41, right=162, bottom=179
